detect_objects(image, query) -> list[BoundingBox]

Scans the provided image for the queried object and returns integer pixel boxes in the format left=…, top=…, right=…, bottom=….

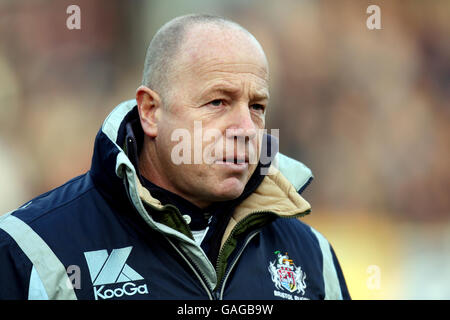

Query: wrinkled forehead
left=174, top=23, right=269, bottom=81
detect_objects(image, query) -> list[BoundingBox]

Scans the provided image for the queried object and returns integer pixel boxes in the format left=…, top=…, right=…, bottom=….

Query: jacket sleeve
left=0, top=229, right=33, bottom=300
left=309, top=226, right=351, bottom=300
left=329, top=243, right=351, bottom=300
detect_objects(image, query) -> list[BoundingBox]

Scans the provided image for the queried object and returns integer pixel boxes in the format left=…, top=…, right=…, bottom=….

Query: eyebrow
left=252, top=88, right=270, bottom=101
left=201, top=82, right=270, bottom=101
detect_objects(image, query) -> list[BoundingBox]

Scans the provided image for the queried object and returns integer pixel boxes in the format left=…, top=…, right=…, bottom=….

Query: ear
left=136, top=85, right=162, bottom=138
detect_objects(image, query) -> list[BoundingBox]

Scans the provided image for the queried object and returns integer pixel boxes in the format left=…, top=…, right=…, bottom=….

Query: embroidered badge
left=268, top=251, right=308, bottom=300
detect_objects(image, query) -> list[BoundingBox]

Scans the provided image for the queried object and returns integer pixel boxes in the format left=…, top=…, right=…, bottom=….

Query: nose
left=225, top=103, right=257, bottom=141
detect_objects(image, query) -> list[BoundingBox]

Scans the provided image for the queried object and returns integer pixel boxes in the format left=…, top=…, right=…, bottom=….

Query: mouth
left=225, top=156, right=248, bottom=164
left=214, top=155, right=249, bottom=170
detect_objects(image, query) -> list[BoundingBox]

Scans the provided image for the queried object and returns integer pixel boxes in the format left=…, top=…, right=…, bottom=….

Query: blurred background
left=0, top=0, right=449, bottom=299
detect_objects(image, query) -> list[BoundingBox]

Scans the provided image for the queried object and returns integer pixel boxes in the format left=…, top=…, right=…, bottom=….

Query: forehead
left=172, top=24, right=269, bottom=86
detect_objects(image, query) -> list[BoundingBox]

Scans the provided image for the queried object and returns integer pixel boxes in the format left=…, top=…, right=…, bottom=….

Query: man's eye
left=251, top=104, right=265, bottom=112
left=210, top=99, right=223, bottom=107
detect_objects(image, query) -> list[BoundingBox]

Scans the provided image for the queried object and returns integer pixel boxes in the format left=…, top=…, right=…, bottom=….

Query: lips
left=223, top=155, right=249, bottom=164
left=213, top=154, right=249, bottom=170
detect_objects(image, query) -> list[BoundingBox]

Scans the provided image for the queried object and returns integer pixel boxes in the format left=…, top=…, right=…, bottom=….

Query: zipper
left=163, top=205, right=216, bottom=299
left=214, top=209, right=310, bottom=296
left=166, top=238, right=214, bottom=300
left=214, top=211, right=274, bottom=292
left=218, top=230, right=260, bottom=299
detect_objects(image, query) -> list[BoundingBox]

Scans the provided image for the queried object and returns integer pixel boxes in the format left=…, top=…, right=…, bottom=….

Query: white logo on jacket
left=84, top=246, right=149, bottom=300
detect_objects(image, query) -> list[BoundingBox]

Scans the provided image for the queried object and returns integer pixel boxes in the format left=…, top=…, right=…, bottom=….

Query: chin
left=213, top=178, right=246, bottom=201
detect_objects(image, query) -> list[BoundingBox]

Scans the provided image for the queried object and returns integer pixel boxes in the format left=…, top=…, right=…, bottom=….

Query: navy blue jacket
left=0, top=100, right=350, bottom=300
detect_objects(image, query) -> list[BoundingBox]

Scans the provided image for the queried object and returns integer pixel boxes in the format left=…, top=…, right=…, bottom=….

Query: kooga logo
left=84, top=246, right=149, bottom=300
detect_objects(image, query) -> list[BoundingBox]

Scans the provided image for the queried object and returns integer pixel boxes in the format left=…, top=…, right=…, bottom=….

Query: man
left=0, top=14, right=350, bottom=300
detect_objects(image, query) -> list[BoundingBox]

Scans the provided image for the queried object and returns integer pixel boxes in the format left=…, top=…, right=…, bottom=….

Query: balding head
left=141, top=14, right=267, bottom=106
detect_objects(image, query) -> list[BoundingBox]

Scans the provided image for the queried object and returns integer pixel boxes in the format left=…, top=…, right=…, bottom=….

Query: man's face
left=153, top=25, right=269, bottom=207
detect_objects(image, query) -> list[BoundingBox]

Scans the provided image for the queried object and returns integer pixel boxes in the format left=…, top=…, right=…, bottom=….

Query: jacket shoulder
left=0, top=173, right=99, bottom=299
left=8, top=173, right=96, bottom=226
left=272, top=217, right=322, bottom=248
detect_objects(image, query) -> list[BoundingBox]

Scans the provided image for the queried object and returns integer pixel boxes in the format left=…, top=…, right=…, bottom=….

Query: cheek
left=158, top=111, right=193, bottom=146
left=251, top=112, right=265, bottom=128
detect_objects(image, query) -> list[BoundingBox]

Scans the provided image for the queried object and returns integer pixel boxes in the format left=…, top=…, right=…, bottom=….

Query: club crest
left=268, top=251, right=307, bottom=299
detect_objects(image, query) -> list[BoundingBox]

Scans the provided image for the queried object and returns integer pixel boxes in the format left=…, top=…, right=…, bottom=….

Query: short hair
left=141, top=14, right=249, bottom=106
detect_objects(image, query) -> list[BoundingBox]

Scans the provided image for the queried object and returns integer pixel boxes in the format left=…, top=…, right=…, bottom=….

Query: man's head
left=136, top=14, right=270, bottom=208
